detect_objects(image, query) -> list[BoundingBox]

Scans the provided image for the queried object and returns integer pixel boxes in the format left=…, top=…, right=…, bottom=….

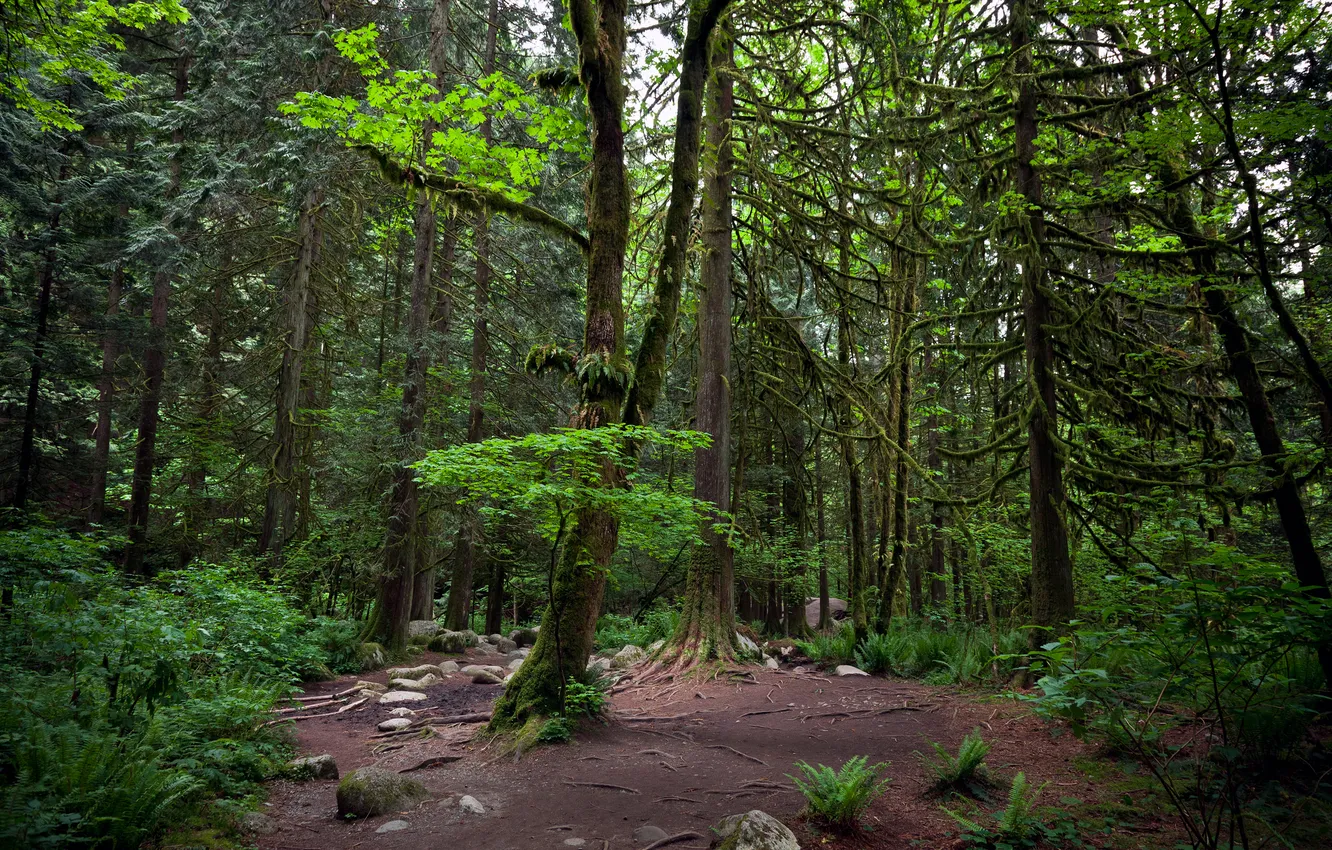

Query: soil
left=255, top=648, right=1172, bottom=850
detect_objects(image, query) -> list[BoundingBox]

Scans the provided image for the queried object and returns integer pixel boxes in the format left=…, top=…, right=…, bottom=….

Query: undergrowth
left=788, top=755, right=891, bottom=831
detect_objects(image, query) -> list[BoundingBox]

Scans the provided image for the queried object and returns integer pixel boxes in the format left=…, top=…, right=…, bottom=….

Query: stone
left=460, top=664, right=504, bottom=677
left=388, top=673, right=439, bottom=690
left=792, top=666, right=807, bottom=674
left=488, top=633, right=503, bottom=644
left=378, top=690, right=428, bottom=704
left=376, top=820, right=410, bottom=834
left=735, top=632, right=760, bottom=656
left=713, top=810, right=800, bottom=850
left=495, top=637, right=518, bottom=654
left=563, top=840, right=586, bottom=847
left=407, top=620, right=440, bottom=638
left=458, top=629, right=480, bottom=647
left=359, top=642, right=387, bottom=671
left=471, top=670, right=503, bottom=685
left=385, top=664, right=439, bottom=681
left=586, top=656, right=611, bottom=676
left=509, top=627, right=539, bottom=647
left=358, top=689, right=385, bottom=701
left=804, top=597, right=848, bottom=629
left=356, top=680, right=388, bottom=692
left=428, top=632, right=468, bottom=654
left=377, top=717, right=413, bottom=732
left=476, top=640, right=499, bottom=656
left=834, top=665, right=869, bottom=677
left=288, top=753, right=339, bottom=781
left=764, top=656, right=779, bottom=670
left=507, top=657, right=523, bottom=671
left=633, top=825, right=669, bottom=845
left=408, top=633, right=434, bottom=647
left=648, top=639, right=665, bottom=653
left=610, top=644, right=647, bottom=669
left=335, top=768, right=429, bottom=819
left=239, top=812, right=277, bottom=835
left=458, top=795, right=485, bottom=814
left=388, top=707, right=416, bottom=717
left=438, top=660, right=460, bottom=674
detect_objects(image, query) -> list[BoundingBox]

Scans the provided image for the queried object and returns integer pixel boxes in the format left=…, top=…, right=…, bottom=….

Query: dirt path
left=256, top=650, right=1137, bottom=850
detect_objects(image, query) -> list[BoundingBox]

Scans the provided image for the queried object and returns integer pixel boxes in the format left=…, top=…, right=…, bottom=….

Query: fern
left=997, top=772, right=1045, bottom=839
left=787, top=756, right=891, bottom=830
left=855, top=632, right=896, bottom=674
left=920, top=728, right=991, bottom=793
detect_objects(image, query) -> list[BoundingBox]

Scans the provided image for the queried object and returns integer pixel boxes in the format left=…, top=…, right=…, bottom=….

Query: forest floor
left=252, top=648, right=1175, bottom=850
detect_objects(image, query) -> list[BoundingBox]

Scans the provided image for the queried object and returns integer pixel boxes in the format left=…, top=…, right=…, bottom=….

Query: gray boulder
left=633, top=825, right=669, bottom=845
left=509, top=627, right=539, bottom=647
left=471, top=670, right=503, bottom=685
left=355, top=680, right=387, bottom=692
left=407, top=620, right=440, bottom=638
left=438, top=660, right=460, bottom=674
left=239, top=812, right=277, bottom=835
left=804, top=597, right=848, bottom=629
left=358, top=642, right=387, bottom=671
left=507, top=657, right=523, bottom=671
left=586, top=656, right=611, bottom=676
left=288, top=753, right=339, bottom=781
left=335, top=768, right=429, bottom=819
left=428, top=631, right=468, bottom=654
left=458, top=795, right=485, bottom=814
left=735, top=632, right=760, bottom=656
left=386, top=664, right=439, bottom=681
left=495, top=637, right=518, bottom=654
left=713, top=810, right=800, bottom=850
left=834, top=664, right=869, bottom=677
left=764, top=656, right=779, bottom=669
left=378, top=690, right=428, bottom=704
left=376, top=820, right=409, bottom=834
left=377, top=717, right=413, bottom=732
left=610, top=644, right=647, bottom=669
left=458, top=629, right=480, bottom=647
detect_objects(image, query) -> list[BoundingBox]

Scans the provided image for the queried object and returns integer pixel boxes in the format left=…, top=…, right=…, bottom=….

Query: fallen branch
left=336, top=697, right=368, bottom=713
left=706, top=744, right=768, bottom=765
left=561, top=779, right=640, bottom=794
left=641, top=832, right=704, bottom=850
left=737, top=708, right=791, bottom=719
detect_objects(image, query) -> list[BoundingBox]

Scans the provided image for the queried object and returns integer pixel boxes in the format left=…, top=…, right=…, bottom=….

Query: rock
left=377, top=717, right=413, bottom=732
left=239, top=812, right=277, bottom=835
left=408, top=633, right=434, bottom=646
left=438, top=660, right=460, bottom=674
left=509, top=627, right=539, bottom=647
left=356, top=680, right=388, bottom=692
left=488, top=633, right=503, bottom=644
left=792, top=666, right=807, bottom=674
left=407, top=620, right=440, bottom=638
left=428, top=631, right=468, bottom=654
left=834, top=665, right=869, bottom=677
left=735, top=632, right=760, bottom=655
left=610, top=644, right=647, bottom=669
left=376, top=820, right=410, bottom=834
left=358, top=642, right=387, bottom=671
left=495, top=637, right=518, bottom=654
left=458, top=795, right=485, bottom=814
left=764, top=656, right=779, bottom=669
left=507, top=657, right=523, bottom=671
left=804, top=597, right=848, bottom=629
left=386, top=664, right=439, bottom=681
left=476, top=640, right=499, bottom=655
left=335, top=768, right=429, bottom=819
left=288, top=753, right=339, bottom=781
left=458, top=629, right=480, bottom=648
left=471, top=670, right=503, bottom=685
left=357, top=689, right=384, bottom=701
left=633, top=825, right=669, bottom=845
left=460, top=664, right=504, bottom=677
left=713, top=810, right=800, bottom=850
left=389, top=673, right=439, bottom=690
left=648, top=639, right=665, bottom=653
left=388, top=707, right=416, bottom=717
left=378, top=690, right=428, bottom=704
left=563, top=839, right=586, bottom=847
left=586, top=656, right=611, bottom=676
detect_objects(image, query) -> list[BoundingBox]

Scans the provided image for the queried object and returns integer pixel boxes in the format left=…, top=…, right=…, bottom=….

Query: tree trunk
left=89, top=166, right=131, bottom=526
left=125, top=52, right=187, bottom=573
left=925, top=334, right=947, bottom=610
left=447, top=0, right=498, bottom=631
left=372, top=192, right=435, bottom=652
left=1012, top=0, right=1074, bottom=644
left=489, top=0, right=634, bottom=733
left=877, top=259, right=916, bottom=630
left=259, top=188, right=323, bottom=558
left=815, top=439, right=830, bottom=629
left=667, top=24, right=736, bottom=664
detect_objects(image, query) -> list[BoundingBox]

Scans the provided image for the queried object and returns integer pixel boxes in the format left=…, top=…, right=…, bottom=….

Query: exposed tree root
left=705, top=743, right=767, bottom=765
left=641, top=832, right=705, bottom=850
left=561, top=779, right=641, bottom=794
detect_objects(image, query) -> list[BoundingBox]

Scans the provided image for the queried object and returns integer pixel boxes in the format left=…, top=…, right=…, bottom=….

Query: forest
left=2, top=0, right=1331, bottom=847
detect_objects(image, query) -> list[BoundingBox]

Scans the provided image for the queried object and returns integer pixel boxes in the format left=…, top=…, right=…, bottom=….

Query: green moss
left=335, top=768, right=428, bottom=819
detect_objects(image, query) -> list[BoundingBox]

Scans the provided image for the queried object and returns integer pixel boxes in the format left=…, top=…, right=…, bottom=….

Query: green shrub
left=594, top=608, right=679, bottom=652
left=564, top=679, right=609, bottom=718
left=787, top=755, right=891, bottom=831
left=797, top=622, right=857, bottom=664
left=947, top=771, right=1048, bottom=847
left=536, top=717, right=573, bottom=743
left=920, top=729, right=991, bottom=794
left=854, top=632, right=896, bottom=674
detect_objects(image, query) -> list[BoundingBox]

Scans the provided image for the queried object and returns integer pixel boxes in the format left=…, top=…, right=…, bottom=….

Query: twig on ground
left=706, top=744, right=768, bottom=765
left=336, top=697, right=368, bottom=713
left=653, top=796, right=703, bottom=804
left=398, top=755, right=463, bottom=772
left=738, top=707, right=791, bottom=719
left=561, top=779, right=641, bottom=794
left=641, top=832, right=705, bottom=850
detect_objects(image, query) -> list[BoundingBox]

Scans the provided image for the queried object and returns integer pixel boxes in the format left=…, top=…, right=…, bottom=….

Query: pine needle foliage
left=787, top=755, right=891, bottom=831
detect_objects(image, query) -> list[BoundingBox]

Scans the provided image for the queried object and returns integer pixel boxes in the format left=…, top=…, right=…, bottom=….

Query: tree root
left=737, top=707, right=791, bottom=719
left=641, top=832, right=705, bottom=850
left=706, top=744, right=767, bottom=765
left=561, top=779, right=641, bottom=794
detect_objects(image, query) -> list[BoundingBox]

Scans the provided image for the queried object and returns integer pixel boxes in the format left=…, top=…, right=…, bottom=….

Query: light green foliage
left=594, top=609, right=678, bottom=652
left=417, top=426, right=715, bottom=562
left=787, top=756, right=891, bottom=831
left=920, top=729, right=991, bottom=794
left=563, top=679, right=608, bottom=718
left=281, top=24, right=585, bottom=201
left=536, top=716, right=572, bottom=743
left=0, top=0, right=188, bottom=130
left=797, top=622, right=857, bottom=664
